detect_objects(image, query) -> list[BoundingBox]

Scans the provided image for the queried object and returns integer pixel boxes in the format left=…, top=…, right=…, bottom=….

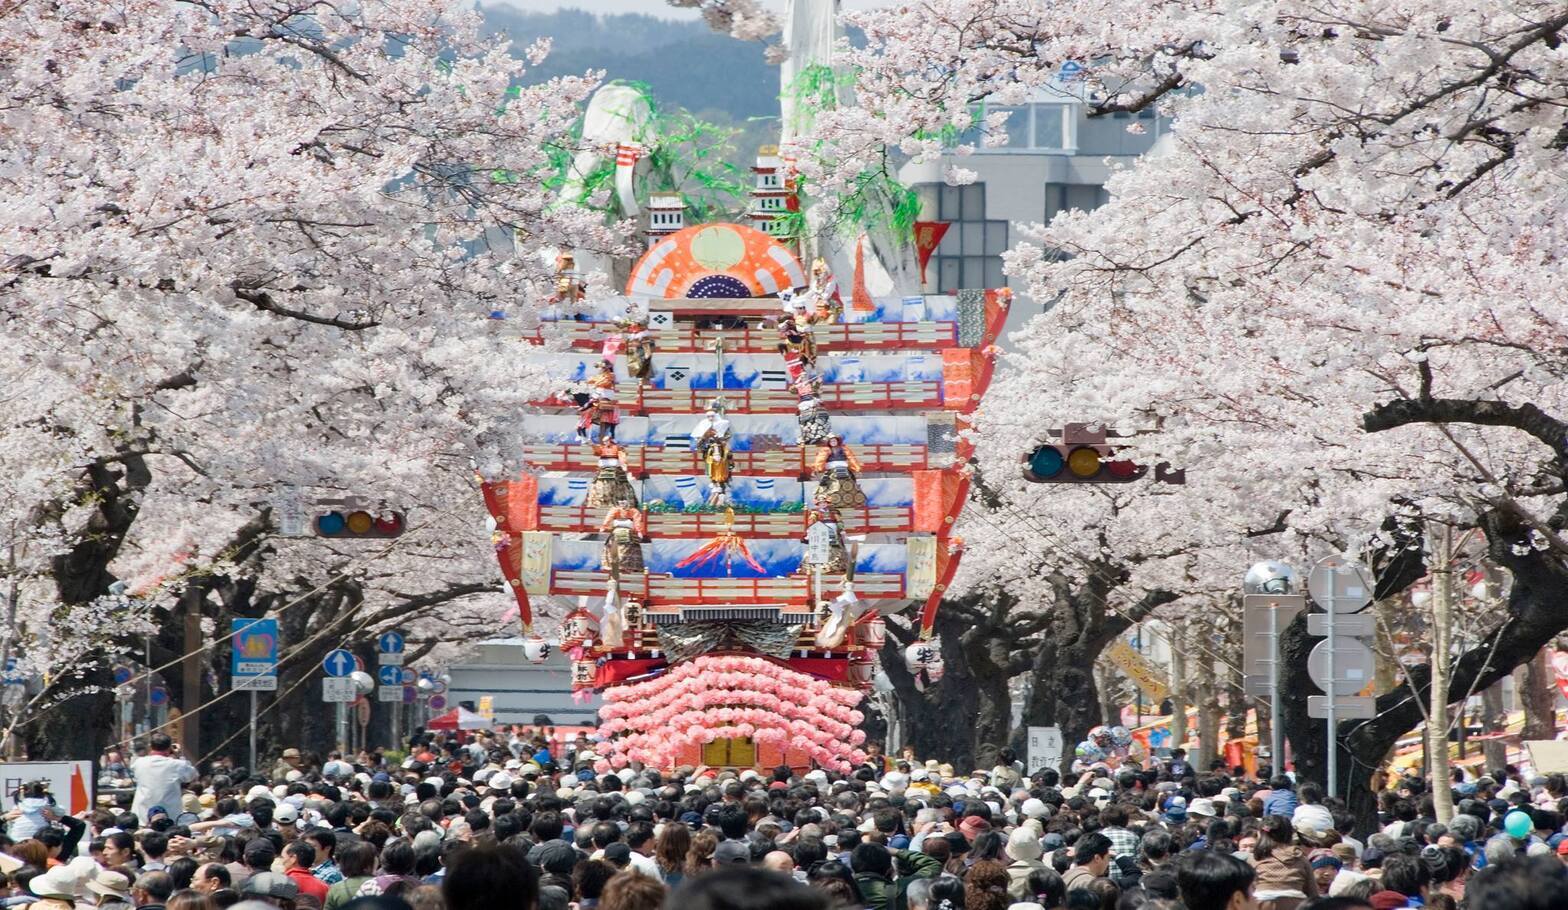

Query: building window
left=1044, top=183, right=1109, bottom=223
left=921, top=182, right=1009, bottom=292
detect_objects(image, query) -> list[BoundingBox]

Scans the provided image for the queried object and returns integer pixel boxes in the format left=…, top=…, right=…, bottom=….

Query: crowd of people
left=3, top=732, right=1566, bottom=910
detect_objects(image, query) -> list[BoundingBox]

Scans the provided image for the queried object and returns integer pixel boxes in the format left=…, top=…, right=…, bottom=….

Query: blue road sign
left=231, top=619, right=279, bottom=690
left=112, top=665, right=133, bottom=686
left=377, top=665, right=401, bottom=686
left=378, top=631, right=405, bottom=653
left=400, top=668, right=415, bottom=685
left=322, top=649, right=355, bottom=678
left=149, top=687, right=169, bottom=706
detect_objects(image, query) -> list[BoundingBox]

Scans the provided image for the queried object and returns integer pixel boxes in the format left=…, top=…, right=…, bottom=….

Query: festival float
left=479, top=174, right=1009, bottom=768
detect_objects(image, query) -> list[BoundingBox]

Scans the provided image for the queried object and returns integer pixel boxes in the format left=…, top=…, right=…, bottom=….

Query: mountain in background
left=478, top=5, right=781, bottom=122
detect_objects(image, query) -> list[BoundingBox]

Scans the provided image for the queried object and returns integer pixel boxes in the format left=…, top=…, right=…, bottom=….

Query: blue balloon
left=1504, top=809, right=1533, bottom=839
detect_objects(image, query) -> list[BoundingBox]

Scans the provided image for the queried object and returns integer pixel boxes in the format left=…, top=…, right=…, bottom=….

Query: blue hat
left=679, top=811, right=703, bottom=826
left=372, top=772, right=391, bottom=783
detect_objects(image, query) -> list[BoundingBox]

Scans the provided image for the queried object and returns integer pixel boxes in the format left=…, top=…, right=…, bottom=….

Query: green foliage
left=784, top=64, right=922, bottom=246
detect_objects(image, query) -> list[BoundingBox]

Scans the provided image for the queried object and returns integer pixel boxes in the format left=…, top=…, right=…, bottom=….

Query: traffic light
left=314, top=509, right=405, bottom=538
left=1022, top=423, right=1185, bottom=485
left=1024, top=444, right=1145, bottom=483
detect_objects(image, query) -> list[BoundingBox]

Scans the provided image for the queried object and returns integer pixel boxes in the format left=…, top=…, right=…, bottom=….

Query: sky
left=490, top=0, right=885, bottom=16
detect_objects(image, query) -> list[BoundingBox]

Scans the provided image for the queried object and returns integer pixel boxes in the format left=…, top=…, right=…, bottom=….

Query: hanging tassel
left=851, top=234, right=875, bottom=313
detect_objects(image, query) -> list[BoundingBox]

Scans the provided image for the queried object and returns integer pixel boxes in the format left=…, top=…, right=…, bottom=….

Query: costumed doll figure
left=808, top=258, right=843, bottom=324
left=586, top=441, right=637, bottom=510
left=579, top=359, right=619, bottom=443
left=775, top=291, right=818, bottom=367
left=801, top=496, right=849, bottom=578
left=691, top=398, right=734, bottom=507
left=550, top=253, right=585, bottom=308
left=794, top=372, right=832, bottom=445
left=812, top=435, right=866, bottom=509
left=599, top=499, right=646, bottom=577
left=618, top=311, right=654, bottom=383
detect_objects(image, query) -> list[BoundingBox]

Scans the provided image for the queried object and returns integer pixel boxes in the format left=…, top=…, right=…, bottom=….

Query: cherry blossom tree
left=1, top=0, right=619, bottom=758
left=804, top=0, right=1568, bottom=822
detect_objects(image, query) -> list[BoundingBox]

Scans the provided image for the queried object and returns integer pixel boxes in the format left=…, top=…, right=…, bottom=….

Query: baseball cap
left=530, top=841, right=580, bottom=876
left=714, top=840, right=751, bottom=864
left=273, top=804, right=299, bottom=825
left=241, top=872, right=299, bottom=901
left=602, top=843, right=633, bottom=867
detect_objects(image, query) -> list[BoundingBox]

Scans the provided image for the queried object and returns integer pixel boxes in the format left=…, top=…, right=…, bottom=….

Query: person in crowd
left=130, top=736, right=197, bottom=826
left=1179, top=852, right=1257, bottom=910
left=131, top=872, right=175, bottom=910
left=238, top=871, right=298, bottom=910
left=595, top=870, right=664, bottom=910
left=164, top=890, right=208, bottom=910
left=280, top=843, right=328, bottom=905
left=192, top=866, right=229, bottom=899
left=1249, top=814, right=1317, bottom=910
left=1061, top=834, right=1112, bottom=894
left=323, top=844, right=376, bottom=910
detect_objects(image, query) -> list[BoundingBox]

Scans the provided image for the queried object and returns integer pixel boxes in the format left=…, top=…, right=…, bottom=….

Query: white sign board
left=0, top=761, right=94, bottom=814
left=322, top=678, right=357, bottom=703
left=805, top=523, right=834, bottom=565
left=1026, top=726, right=1063, bottom=774
left=377, top=686, right=402, bottom=702
left=1307, top=695, right=1376, bottom=720
left=274, top=487, right=308, bottom=538
left=232, top=675, right=278, bottom=692
left=377, top=651, right=405, bottom=666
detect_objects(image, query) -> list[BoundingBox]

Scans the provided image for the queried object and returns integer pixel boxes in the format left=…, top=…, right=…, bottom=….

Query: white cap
left=489, top=772, right=514, bottom=790
left=273, top=804, right=299, bottom=825
left=1021, top=798, right=1049, bottom=819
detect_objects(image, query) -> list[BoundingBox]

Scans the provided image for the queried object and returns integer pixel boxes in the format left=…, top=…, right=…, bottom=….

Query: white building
left=898, top=77, right=1169, bottom=339
left=445, top=638, right=601, bottom=727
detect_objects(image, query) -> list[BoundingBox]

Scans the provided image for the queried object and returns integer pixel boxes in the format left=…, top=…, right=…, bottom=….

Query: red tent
left=427, top=707, right=488, bottom=731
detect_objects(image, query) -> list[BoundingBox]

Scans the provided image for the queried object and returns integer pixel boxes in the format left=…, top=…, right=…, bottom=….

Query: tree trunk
left=1520, top=648, right=1557, bottom=742
left=1168, top=635, right=1188, bottom=752
left=1427, top=524, right=1455, bottom=824
left=27, top=456, right=151, bottom=761
left=1096, top=660, right=1120, bottom=732
left=1481, top=681, right=1507, bottom=769
left=1021, top=635, right=1105, bottom=775
left=1196, top=652, right=1221, bottom=772
left=881, top=615, right=983, bottom=771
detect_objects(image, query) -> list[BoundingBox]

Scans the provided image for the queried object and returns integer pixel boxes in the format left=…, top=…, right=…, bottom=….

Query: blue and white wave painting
left=544, top=353, right=945, bottom=389
left=548, top=538, right=909, bottom=578
left=626, top=476, right=913, bottom=509
left=518, top=414, right=928, bottom=448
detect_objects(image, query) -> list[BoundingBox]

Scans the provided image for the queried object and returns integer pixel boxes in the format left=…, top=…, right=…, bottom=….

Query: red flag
left=69, top=763, right=89, bottom=815
left=913, top=221, right=950, bottom=284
